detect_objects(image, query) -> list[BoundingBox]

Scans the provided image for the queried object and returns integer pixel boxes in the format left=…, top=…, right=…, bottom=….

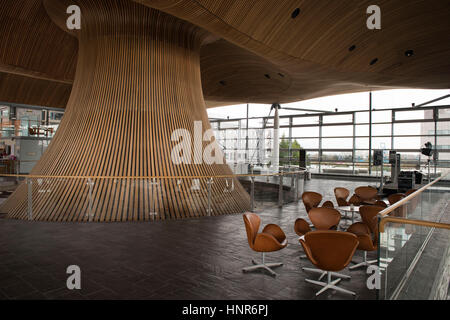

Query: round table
left=337, top=206, right=360, bottom=224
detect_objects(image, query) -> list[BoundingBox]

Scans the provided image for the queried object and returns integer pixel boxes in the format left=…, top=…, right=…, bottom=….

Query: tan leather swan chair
left=334, top=187, right=350, bottom=206
left=354, top=186, right=379, bottom=205
left=388, top=193, right=404, bottom=205
left=295, top=208, right=350, bottom=281
left=302, top=191, right=334, bottom=213
left=347, top=205, right=383, bottom=269
left=388, top=193, right=407, bottom=217
left=300, top=230, right=359, bottom=296
left=374, top=200, right=388, bottom=208
left=243, top=213, right=287, bottom=276
left=294, top=207, right=341, bottom=238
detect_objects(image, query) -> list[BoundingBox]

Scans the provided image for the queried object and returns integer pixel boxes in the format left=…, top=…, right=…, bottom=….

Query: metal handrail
left=379, top=216, right=450, bottom=233
left=0, top=168, right=308, bottom=180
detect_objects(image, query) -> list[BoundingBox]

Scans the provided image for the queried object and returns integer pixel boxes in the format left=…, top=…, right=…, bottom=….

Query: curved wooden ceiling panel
left=0, top=72, right=72, bottom=109
left=0, top=0, right=77, bottom=108
left=0, top=0, right=449, bottom=109
left=140, top=0, right=450, bottom=105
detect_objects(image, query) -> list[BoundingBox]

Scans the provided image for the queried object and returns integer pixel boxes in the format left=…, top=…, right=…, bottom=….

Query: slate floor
left=0, top=178, right=378, bottom=300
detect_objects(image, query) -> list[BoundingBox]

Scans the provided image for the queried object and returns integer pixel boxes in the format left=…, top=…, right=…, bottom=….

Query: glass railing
left=377, top=172, right=450, bottom=299
left=0, top=159, right=39, bottom=174
left=0, top=168, right=307, bottom=221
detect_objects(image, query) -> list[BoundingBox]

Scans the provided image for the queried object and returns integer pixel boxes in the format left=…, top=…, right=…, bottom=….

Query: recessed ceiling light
left=349, top=45, right=356, bottom=51
left=370, top=58, right=378, bottom=65
left=291, top=8, right=300, bottom=19
left=405, top=50, right=414, bottom=57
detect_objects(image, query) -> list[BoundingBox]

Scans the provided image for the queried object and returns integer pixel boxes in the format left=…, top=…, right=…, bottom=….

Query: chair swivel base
left=242, top=253, right=283, bottom=277
left=302, top=267, right=351, bottom=281
left=305, top=273, right=356, bottom=297
left=350, top=252, right=377, bottom=270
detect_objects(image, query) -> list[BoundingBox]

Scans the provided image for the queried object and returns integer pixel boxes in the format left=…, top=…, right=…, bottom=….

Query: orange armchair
left=334, top=187, right=350, bottom=206
left=294, top=207, right=341, bottom=238
left=347, top=205, right=383, bottom=269
left=302, top=191, right=334, bottom=213
left=388, top=193, right=407, bottom=217
left=243, top=213, right=287, bottom=276
left=354, top=186, right=380, bottom=205
left=295, top=207, right=347, bottom=281
left=388, top=193, right=404, bottom=205
left=374, top=200, right=388, bottom=208
left=300, top=230, right=359, bottom=296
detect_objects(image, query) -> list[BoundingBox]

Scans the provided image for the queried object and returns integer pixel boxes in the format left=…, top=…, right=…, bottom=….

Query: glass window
left=291, top=126, right=319, bottom=138
left=279, top=117, right=290, bottom=126
left=292, top=116, right=319, bottom=125
left=372, top=110, right=391, bottom=123
left=438, top=108, right=450, bottom=119
left=355, top=138, right=369, bottom=149
left=437, top=121, right=450, bottom=134
left=322, top=125, right=353, bottom=137
left=322, top=138, right=353, bottom=149
left=247, top=119, right=264, bottom=129
left=220, top=121, right=239, bottom=129
left=355, top=112, right=369, bottom=124
left=399, top=152, right=422, bottom=171
left=323, top=114, right=352, bottom=124
left=395, top=110, right=427, bottom=121
left=393, top=136, right=423, bottom=150
left=322, top=151, right=353, bottom=162
left=354, top=151, right=369, bottom=163
left=372, top=137, right=391, bottom=149
left=393, top=122, right=423, bottom=136
left=297, top=138, right=319, bottom=149
left=372, top=124, right=391, bottom=136
left=437, top=136, right=450, bottom=151
left=355, top=125, right=369, bottom=137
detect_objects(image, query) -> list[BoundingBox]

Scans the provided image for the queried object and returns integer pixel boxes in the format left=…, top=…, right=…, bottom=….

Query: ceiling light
left=405, top=50, right=414, bottom=57
left=291, top=8, right=300, bottom=19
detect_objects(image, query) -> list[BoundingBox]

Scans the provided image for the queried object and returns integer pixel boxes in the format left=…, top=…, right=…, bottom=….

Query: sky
left=207, top=89, right=450, bottom=151
left=206, top=89, right=450, bottom=120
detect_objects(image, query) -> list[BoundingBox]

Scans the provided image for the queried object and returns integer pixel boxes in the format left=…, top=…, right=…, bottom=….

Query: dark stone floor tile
left=1, top=178, right=432, bottom=300
left=0, top=280, right=37, bottom=299
left=85, top=289, right=121, bottom=300
left=20, top=271, right=65, bottom=293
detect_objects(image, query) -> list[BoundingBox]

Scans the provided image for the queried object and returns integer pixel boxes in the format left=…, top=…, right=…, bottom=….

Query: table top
left=337, top=206, right=360, bottom=212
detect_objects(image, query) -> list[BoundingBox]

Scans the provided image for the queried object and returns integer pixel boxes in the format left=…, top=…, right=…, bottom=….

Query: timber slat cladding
left=1, top=0, right=250, bottom=222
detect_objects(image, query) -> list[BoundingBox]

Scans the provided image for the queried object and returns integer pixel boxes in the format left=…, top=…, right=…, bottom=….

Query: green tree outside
left=279, top=134, right=302, bottom=165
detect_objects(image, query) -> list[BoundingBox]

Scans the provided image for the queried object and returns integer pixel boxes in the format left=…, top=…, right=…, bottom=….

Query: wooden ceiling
left=1, top=0, right=449, bottom=108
